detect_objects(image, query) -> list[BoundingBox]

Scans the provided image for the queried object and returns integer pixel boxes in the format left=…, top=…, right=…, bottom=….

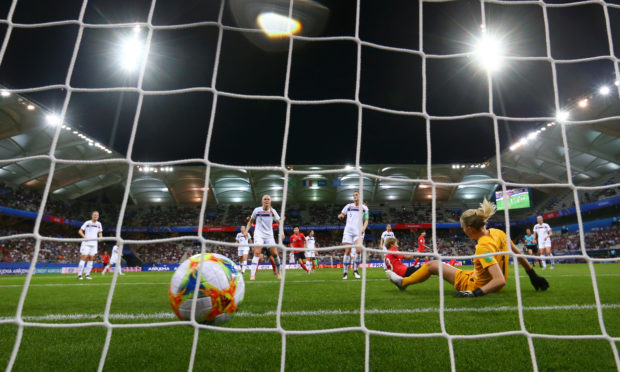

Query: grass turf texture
left=0, top=263, right=619, bottom=371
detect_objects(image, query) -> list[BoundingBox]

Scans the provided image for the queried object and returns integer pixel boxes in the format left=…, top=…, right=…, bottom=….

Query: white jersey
left=111, top=245, right=120, bottom=262
left=250, top=207, right=280, bottom=239
left=80, top=220, right=102, bottom=246
left=236, top=233, right=251, bottom=249
left=381, top=230, right=396, bottom=250
left=306, top=236, right=316, bottom=249
left=533, top=223, right=551, bottom=241
left=341, top=203, right=369, bottom=236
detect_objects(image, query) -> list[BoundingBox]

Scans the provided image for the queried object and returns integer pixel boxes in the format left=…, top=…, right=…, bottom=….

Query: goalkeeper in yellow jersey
left=385, top=199, right=549, bottom=296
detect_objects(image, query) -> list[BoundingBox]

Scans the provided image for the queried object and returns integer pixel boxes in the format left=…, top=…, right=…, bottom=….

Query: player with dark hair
left=290, top=226, right=311, bottom=274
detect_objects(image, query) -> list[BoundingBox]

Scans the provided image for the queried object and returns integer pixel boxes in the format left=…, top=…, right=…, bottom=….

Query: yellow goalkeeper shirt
left=473, top=228, right=510, bottom=289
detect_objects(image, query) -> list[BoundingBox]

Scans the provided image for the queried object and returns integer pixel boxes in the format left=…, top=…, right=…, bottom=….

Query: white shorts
left=254, top=236, right=276, bottom=246
left=538, top=240, right=551, bottom=249
left=238, top=247, right=249, bottom=256
left=110, top=254, right=119, bottom=264
left=80, top=243, right=97, bottom=256
left=305, top=250, right=315, bottom=258
left=342, top=232, right=362, bottom=245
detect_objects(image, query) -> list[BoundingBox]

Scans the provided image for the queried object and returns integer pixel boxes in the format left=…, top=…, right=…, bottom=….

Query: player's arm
left=380, top=237, right=384, bottom=249
left=511, top=241, right=549, bottom=291
left=479, top=264, right=506, bottom=294
left=78, top=228, right=86, bottom=239
left=338, top=205, right=347, bottom=220
left=245, top=218, right=254, bottom=234
left=546, top=226, right=552, bottom=240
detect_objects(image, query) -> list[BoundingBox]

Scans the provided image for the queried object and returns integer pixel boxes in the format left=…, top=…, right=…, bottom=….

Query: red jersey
left=102, top=252, right=110, bottom=264
left=385, top=247, right=408, bottom=277
left=290, top=233, right=306, bottom=253
left=417, top=236, right=426, bottom=253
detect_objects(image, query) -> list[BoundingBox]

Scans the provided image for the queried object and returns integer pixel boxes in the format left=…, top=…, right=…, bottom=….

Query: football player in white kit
left=305, top=230, right=318, bottom=271
left=338, top=191, right=369, bottom=279
left=380, top=224, right=396, bottom=270
left=236, top=226, right=252, bottom=274
left=102, top=241, right=124, bottom=275
left=533, top=215, right=554, bottom=269
left=77, top=211, right=103, bottom=280
left=245, top=195, right=283, bottom=281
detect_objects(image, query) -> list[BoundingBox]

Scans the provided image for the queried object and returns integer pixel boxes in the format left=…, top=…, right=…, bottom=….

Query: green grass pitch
left=1, top=263, right=619, bottom=371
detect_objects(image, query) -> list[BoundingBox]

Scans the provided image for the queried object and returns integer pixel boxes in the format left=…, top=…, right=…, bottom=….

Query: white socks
left=343, top=255, right=350, bottom=274
left=250, top=256, right=259, bottom=276
left=85, top=261, right=93, bottom=276
left=78, top=260, right=86, bottom=276
left=541, top=256, right=547, bottom=269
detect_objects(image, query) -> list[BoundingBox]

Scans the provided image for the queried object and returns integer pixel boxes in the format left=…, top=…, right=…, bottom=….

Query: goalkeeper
left=386, top=199, right=549, bottom=296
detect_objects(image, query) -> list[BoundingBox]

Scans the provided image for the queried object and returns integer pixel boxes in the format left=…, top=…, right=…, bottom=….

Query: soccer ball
left=169, top=253, right=245, bottom=325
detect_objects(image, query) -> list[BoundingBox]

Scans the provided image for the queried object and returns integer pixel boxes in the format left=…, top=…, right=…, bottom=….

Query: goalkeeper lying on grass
left=386, top=199, right=549, bottom=297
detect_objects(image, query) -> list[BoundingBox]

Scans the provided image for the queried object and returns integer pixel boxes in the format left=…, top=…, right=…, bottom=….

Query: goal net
left=0, top=0, right=619, bottom=371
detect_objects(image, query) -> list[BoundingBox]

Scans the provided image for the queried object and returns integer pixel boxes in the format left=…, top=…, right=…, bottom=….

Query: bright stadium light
left=26, top=104, right=35, bottom=111
left=119, top=34, right=145, bottom=72
left=578, top=98, right=588, bottom=108
left=1, top=90, right=10, bottom=97
left=556, top=111, right=569, bottom=122
left=599, top=85, right=610, bottom=96
left=46, top=114, right=61, bottom=126
left=257, top=12, right=302, bottom=38
left=473, top=34, right=504, bottom=72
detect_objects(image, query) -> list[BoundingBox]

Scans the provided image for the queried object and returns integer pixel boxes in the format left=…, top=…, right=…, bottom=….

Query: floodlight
left=556, top=111, right=569, bottom=122
left=599, top=86, right=610, bottom=95
left=473, top=34, right=504, bottom=72
left=257, top=12, right=302, bottom=38
left=119, top=35, right=144, bottom=72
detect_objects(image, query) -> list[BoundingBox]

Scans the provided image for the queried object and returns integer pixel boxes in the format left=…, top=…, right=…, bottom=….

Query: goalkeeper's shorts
left=454, top=269, right=478, bottom=292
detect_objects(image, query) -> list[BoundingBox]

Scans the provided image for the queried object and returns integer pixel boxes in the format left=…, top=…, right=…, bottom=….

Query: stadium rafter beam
left=59, top=174, right=124, bottom=200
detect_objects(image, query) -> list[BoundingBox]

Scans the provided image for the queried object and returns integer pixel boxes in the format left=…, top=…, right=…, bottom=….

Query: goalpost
left=0, top=0, right=619, bottom=371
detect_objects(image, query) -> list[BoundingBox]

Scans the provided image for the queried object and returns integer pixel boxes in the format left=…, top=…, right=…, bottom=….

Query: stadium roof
left=0, top=90, right=617, bottom=207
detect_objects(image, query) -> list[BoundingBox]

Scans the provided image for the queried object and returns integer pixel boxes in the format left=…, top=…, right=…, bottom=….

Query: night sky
left=0, top=0, right=618, bottom=166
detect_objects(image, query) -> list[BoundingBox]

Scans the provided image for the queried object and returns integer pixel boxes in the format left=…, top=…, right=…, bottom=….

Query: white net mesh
left=0, top=0, right=619, bottom=371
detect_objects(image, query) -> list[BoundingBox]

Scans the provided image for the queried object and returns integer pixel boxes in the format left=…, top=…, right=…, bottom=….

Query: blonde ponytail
left=460, top=199, right=497, bottom=230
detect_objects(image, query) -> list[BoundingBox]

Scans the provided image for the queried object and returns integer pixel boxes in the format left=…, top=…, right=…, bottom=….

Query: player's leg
left=353, top=244, right=362, bottom=279
left=403, top=260, right=457, bottom=287
left=546, top=246, right=554, bottom=269
left=250, top=244, right=262, bottom=280
left=539, top=243, right=547, bottom=269
left=116, top=259, right=125, bottom=275
left=85, top=255, right=94, bottom=279
left=241, top=252, right=249, bottom=274
left=296, top=253, right=310, bottom=273
left=269, top=246, right=281, bottom=279
left=102, top=263, right=109, bottom=275
left=343, top=244, right=352, bottom=279
left=78, top=244, right=88, bottom=279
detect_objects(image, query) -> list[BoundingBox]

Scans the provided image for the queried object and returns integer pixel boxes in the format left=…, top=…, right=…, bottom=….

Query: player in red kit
left=101, top=250, right=110, bottom=274
left=290, top=226, right=311, bottom=274
left=413, top=231, right=428, bottom=266
left=384, top=238, right=420, bottom=283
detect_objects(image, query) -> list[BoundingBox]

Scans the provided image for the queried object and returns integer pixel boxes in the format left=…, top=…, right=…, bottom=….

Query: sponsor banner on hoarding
left=144, top=264, right=179, bottom=272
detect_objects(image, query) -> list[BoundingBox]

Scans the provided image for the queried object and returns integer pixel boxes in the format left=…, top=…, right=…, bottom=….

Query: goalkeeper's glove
left=453, top=288, right=484, bottom=298
left=526, top=269, right=549, bottom=291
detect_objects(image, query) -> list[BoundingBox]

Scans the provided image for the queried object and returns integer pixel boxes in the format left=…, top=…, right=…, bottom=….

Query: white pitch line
left=1, top=303, right=619, bottom=322
left=0, top=273, right=619, bottom=288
